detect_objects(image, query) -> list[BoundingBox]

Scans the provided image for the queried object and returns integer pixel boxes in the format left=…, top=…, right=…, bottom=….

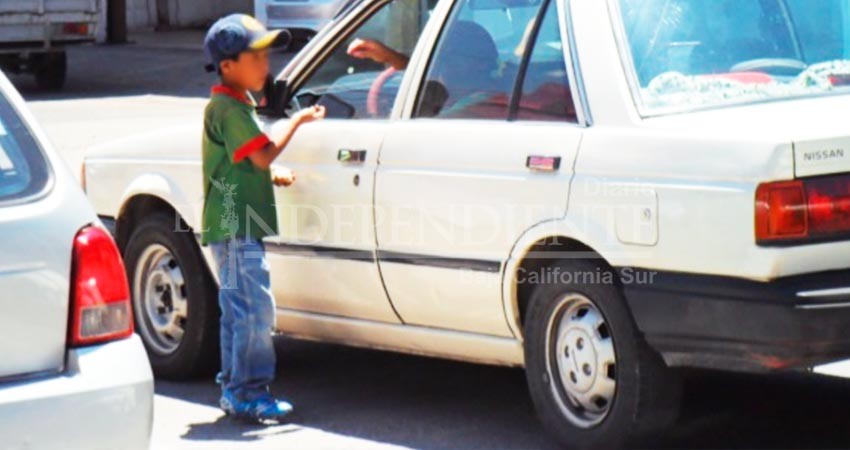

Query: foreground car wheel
left=125, top=212, right=219, bottom=379
left=524, top=260, right=681, bottom=449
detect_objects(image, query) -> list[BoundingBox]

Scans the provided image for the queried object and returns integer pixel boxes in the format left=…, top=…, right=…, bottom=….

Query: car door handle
left=338, top=149, right=367, bottom=164
left=526, top=155, right=561, bottom=172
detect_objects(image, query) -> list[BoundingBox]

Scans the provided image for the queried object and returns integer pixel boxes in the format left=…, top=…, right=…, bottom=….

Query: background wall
left=93, top=0, right=254, bottom=43
left=125, top=0, right=253, bottom=30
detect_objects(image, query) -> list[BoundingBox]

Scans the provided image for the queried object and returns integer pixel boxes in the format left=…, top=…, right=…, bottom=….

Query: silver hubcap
left=545, top=294, right=616, bottom=428
left=133, top=244, right=188, bottom=355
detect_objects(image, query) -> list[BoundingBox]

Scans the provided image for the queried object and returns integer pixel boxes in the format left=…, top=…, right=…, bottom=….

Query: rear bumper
left=0, top=335, right=153, bottom=450
left=624, top=268, right=850, bottom=373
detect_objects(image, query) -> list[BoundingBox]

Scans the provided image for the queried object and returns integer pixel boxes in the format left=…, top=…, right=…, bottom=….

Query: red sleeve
left=222, top=108, right=271, bottom=164
left=233, top=134, right=271, bottom=163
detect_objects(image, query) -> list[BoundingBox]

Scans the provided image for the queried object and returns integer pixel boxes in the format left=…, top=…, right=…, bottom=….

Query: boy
left=201, top=14, right=325, bottom=422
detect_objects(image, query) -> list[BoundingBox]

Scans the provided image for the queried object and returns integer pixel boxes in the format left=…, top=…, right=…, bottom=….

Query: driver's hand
left=347, top=38, right=392, bottom=63
left=272, top=167, right=296, bottom=187
left=292, top=105, right=326, bottom=125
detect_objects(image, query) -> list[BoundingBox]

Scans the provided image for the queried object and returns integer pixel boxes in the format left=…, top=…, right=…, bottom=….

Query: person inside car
left=347, top=20, right=506, bottom=118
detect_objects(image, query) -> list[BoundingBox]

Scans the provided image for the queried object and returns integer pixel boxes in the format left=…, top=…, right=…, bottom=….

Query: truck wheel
left=523, top=260, right=681, bottom=449
left=33, top=51, right=67, bottom=91
left=124, top=212, right=219, bottom=379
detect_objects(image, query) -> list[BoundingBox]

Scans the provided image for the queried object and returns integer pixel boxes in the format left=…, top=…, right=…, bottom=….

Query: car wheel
left=32, top=51, right=67, bottom=91
left=524, top=260, right=681, bottom=449
left=124, top=212, right=219, bottom=379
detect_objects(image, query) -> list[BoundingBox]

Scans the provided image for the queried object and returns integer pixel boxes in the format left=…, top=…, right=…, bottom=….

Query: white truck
left=0, top=0, right=99, bottom=90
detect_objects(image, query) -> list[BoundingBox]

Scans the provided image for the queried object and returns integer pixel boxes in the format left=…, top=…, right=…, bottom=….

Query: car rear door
left=0, top=76, right=93, bottom=379
left=374, top=0, right=583, bottom=336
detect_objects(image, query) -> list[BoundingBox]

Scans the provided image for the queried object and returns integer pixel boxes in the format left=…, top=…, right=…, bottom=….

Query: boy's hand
left=272, top=167, right=296, bottom=187
left=292, top=105, right=326, bottom=125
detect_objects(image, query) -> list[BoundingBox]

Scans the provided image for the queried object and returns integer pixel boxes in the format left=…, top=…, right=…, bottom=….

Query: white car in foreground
left=0, top=71, right=153, bottom=450
left=84, top=0, right=850, bottom=447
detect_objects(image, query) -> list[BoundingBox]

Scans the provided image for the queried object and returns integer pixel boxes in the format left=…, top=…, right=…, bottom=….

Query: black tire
left=124, top=212, right=219, bottom=379
left=32, top=51, right=67, bottom=91
left=523, top=260, right=681, bottom=449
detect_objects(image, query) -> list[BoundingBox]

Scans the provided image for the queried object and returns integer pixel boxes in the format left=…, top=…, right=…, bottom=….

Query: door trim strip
left=377, top=250, right=502, bottom=273
left=265, top=241, right=375, bottom=262
left=262, top=241, right=502, bottom=273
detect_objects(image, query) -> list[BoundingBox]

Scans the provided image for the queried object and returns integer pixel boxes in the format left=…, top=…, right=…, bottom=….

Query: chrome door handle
left=338, top=149, right=367, bottom=164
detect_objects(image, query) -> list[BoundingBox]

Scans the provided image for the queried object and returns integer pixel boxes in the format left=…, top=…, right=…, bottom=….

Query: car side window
left=515, top=0, right=576, bottom=122
left=0, top=91, right=49, bottom=203
left=413, top=0, right=545, bottom=120
left=291, top=0, right=437, bottom=119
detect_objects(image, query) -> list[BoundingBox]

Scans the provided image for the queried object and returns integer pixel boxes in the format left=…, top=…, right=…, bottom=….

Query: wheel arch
left=503, top=222, right=620, bottom=340
left=113, top=172, right=197, bottom=249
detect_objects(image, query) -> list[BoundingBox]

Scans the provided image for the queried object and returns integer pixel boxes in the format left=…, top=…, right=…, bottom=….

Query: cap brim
left=249, top=29, right=292, bottom=51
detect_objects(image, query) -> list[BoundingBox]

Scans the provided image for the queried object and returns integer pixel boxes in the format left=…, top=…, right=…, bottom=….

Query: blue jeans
left=209, top=237, right=276, bottom=402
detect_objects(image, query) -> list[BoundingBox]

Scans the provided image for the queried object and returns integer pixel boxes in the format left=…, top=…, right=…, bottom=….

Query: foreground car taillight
left=756, top=175, right=850, bottom=244
left=68, top=226, right=133, bottom=347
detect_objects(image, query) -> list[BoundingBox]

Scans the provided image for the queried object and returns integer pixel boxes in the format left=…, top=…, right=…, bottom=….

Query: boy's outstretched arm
left=248, top=105, right=326, bottom=170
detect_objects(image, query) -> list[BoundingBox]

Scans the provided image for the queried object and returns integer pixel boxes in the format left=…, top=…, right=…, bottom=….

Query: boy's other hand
left=292, top=105, right=326, bottom=125
left=272, top=167, right=296, bottom=187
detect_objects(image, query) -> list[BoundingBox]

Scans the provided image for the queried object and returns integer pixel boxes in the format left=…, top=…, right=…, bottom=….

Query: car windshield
left=615, top=0, right=850, bottom=114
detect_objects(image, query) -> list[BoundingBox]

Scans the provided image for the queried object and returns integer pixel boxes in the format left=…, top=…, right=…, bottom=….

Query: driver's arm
left=347, top=38, right=410, bottom=71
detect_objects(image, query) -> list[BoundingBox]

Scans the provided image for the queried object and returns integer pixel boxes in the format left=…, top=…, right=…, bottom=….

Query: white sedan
left=0, top=70, right=153, bottom=449
left=84, top=0, right=850, bottom=447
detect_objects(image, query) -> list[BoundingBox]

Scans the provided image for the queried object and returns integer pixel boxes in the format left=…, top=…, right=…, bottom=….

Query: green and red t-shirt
left=201, top=85, right=278, bottom=245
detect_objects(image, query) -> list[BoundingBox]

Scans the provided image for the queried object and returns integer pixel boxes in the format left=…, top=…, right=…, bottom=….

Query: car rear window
left=0, top=91, right=50, bottom=203
left=615, top=0, right=850, bottom=114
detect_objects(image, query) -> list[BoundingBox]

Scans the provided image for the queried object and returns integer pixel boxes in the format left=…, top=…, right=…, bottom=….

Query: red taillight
left=69, top=226, right=133, bottom=347
left=756, top=175, right=850, bottom=244
left=62, top=23, right=89, bottom=36
left=756, top=180, right=807, bottom=241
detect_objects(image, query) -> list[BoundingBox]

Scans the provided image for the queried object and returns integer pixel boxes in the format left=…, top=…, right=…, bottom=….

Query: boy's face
left=220, top=49, right=270, bottom=92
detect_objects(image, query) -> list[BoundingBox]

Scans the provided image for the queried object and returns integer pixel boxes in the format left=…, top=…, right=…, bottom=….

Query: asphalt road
left=15, top=39, right=850, bottom=450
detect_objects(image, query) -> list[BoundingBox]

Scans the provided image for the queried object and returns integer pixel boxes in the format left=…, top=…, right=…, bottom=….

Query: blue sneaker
left=235, top=394, right=294, bottom=423
left=219, top=390, right=237, bottom=416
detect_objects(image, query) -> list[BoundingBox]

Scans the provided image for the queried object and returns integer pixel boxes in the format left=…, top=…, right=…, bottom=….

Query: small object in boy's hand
left=272, top=167, right=296, bottom=187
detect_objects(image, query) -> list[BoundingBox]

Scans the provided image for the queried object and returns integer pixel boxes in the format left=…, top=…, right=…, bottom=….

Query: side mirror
left=256, top=75, right=290, bottom=118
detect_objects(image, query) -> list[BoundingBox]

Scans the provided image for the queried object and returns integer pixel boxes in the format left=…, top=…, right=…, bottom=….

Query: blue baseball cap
left=204, top=14, right=291, bottom=72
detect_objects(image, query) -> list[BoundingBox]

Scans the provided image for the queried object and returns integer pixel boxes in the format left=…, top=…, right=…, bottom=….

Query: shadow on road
left=182, top=414, right=303, bottom=442
left=157, top=336, right=560, bottom=449
left=155, top=336, right=850, bottom=449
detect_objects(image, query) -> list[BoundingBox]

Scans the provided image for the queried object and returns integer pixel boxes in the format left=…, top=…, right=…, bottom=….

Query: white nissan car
left=0, top=71, right=153, bottom=450
left=83, top=0, right=850, bottom=447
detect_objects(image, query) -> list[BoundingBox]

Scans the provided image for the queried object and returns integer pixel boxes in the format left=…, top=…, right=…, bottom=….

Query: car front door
left=264, top=0, right=436, bottom=322
left=374, top=0, right=583, bottom=336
